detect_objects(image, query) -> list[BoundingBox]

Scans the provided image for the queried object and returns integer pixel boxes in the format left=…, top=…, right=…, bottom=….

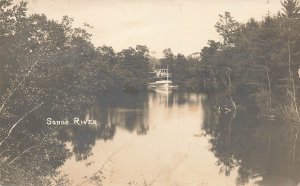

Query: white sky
left=24, top=0, right=282, bottom=57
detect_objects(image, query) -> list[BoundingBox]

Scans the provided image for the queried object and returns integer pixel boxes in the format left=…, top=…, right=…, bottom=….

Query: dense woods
left=0, top=0, right=151, bottom=133
left=0, top=1, right=150, bottom=184
left=160, top=0, right=300, bottom=119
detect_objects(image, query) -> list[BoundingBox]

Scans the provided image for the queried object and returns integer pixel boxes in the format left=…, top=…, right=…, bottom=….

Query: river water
left=55, top=91, right=300, bottom=186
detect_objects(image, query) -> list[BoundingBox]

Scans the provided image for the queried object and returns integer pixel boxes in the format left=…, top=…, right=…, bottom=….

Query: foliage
left=0, top=1, right=150, bottom=185
left=281, top=0, right=300, bottom=18
left=162, top=3, right=300, bottom=113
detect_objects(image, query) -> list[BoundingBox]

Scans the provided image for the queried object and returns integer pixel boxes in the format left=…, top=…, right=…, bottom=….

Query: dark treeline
left=0, top=0, right=151, bottom=125
left=0, top=0, right=150, bottom=184
left=159, top=0, right=300, bottom=120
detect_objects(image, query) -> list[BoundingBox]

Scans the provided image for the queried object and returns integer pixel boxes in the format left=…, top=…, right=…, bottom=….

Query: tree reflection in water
left=2, top=91, right=300, bottom=185
left=54, top=92, right=149, bottom=161
left=202, top=95, right=300, bottom=186
left=0, top=92, right=149, bottom=185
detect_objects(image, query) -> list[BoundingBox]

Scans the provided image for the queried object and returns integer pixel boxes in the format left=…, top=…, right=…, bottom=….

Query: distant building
left=188, top=52, right=201, bottom=60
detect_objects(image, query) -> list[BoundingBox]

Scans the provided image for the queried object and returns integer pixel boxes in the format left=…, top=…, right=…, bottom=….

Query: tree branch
left=0, top=102, right=44, bottom=147
left=0, top=42, right=52, bottom=114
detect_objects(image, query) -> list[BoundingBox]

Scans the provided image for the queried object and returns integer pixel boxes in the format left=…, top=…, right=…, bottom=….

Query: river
left=55, top=91, right=300, bottom=186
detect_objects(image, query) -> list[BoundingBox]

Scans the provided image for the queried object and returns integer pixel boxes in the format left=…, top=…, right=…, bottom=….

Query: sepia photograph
left=1, top=0, right=300, bottom=185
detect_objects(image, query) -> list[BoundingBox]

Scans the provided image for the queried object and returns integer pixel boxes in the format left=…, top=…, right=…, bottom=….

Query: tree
left=160, top=48, right=175, bottom=68
left=215, top=12, right=240, bottom=48
left=281, top=0, right=300, bottom=18
left=114, top=45, right=150, bottom=91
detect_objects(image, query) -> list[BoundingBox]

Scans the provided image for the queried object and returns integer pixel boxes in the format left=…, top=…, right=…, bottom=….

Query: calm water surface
left=58, top=92, right=300, bottom=186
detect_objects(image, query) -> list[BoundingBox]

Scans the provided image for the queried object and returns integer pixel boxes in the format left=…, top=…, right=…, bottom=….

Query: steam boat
left=148, top=68, right=178, bottom=92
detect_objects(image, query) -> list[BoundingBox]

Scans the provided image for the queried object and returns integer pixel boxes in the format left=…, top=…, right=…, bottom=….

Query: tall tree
left=215, top=12, right=240, bottom=48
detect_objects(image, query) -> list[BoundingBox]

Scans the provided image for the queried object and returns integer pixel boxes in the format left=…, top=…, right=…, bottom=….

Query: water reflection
left=60, top=92, right=240, bottom=185
left=60, top=92, right=300, bottom=186
left=202, top=99, right=300, bottom=186
left=2, top=92, right=300, bottom=185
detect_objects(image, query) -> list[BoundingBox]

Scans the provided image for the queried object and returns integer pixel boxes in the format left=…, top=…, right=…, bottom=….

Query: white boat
left=148, top=67, right=178, bottom=92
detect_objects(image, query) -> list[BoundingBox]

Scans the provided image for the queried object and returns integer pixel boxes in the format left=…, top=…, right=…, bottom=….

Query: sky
left=24, top=0, right=282, bottom=57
